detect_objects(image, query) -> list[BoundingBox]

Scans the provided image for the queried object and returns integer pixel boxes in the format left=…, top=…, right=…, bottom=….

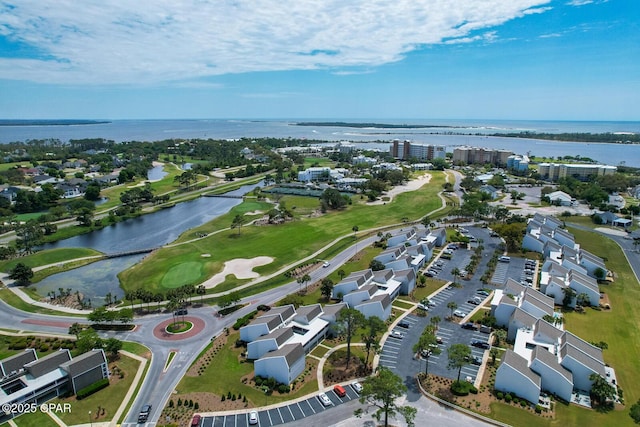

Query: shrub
left=496, top=392, right=504, bottom=400
left=520, top=400, right=527, bottom=407
left=505, top=394, right=513, bottom=403
left=221, top=395, right=225, bottom=402
left=76, top=378, right=109, bottom=400
left=278, top=384, right=289, bottom=394
left=255, top=377, right=263, bottom=386
left=535, top=405, right=542, bottom=414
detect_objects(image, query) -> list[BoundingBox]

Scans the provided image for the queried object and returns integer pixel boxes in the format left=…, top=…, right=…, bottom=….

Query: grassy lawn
left=411, top=278, right=448, bottom=302
left=392, top=300, right=415, bottom=310
left=177, top=332, right=318, bottom=406
left=0, top=248, right=102, bottom=273
left=54, top=354, right=141, bottom=425
left=488, top=227, right=640, bottom=426
left=9, top=407, right=59, bottom=427
left=121, top=341, right=151, bottom=357
left=0, top=288, right=86, bottom=317
left=120, top=173, right=446, bottom=294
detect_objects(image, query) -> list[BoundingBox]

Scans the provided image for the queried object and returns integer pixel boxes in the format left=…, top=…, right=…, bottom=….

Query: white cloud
left=0, top=0, right=553, bottom=85
left=567, top=0, right=608, bottom=5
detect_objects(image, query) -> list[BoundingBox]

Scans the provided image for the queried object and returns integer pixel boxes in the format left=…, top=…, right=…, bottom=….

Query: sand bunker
left=203, top=256, right=274, bottom=289
left=368, top=173, right=432, bottom=205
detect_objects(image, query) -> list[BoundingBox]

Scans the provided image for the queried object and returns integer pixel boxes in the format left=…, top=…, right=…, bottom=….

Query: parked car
left=417, top=303, right=429, bottom=311
left=476, top=290, right=490, bottom=297
left=248, top=410, right=258, bottom=425
left=390, top=330, right=405, bottom=339
left=453, top=310, right=466, bottom=318
left=191, top=414, right=201, bottom=427
left=318, top=392, right=332, bottom=406
left=471, top=340, right=490, bottom=349
left=174, top=308, right=188, bottom=316
left=424, top=271, right=435, bottom=277
left=352, top=381, right=363, bottom=393
left=436, top=336, right=443, bottom=344
left=468, top=298, right=480, bottom=305
left=398, top=321, right=410, bottom=329
left=461, top=322, right=476, bottom=330
left=470, top=355, right=483, bottom=365
left=498, top=255, right=511, bottom=262
left=333, top=384, right=347, bottom=397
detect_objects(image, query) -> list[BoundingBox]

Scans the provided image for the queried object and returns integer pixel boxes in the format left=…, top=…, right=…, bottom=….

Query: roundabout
left=153, top=316, right=205, bottom=341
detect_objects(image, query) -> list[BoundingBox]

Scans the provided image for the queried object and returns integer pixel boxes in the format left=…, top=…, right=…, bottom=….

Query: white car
left=453, top=310, right=466, bottom=318
left=390, top=330, right=405, bottom=339
left=322, top=261, right=330, bottom=268
left=248, top=410, right=258, bottom=425
left=318, top=392, right=332, bottom=406
left=352, top=381, right=363, bottom=393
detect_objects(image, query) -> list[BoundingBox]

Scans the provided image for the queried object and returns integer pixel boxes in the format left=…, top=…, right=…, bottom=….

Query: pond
left=34, top=182, right=261, bottom=303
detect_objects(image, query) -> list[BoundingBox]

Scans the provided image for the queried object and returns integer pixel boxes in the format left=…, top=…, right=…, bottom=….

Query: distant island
left=487, top=131, right=640, bottom=144
left=294, top=121, right=459, bottom=129
left=0, top=119, right=110, bottom=126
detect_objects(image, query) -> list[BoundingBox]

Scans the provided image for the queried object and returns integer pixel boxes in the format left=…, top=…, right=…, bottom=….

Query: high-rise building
left=390, top=140, right=446, bottom=161
left=452, top=146, right=513, bottom=166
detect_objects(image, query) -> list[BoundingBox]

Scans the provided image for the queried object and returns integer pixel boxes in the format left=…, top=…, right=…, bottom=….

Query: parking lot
left=201, top=384, right=361, bottom=427
left=378, top=225, right=512, bottom=389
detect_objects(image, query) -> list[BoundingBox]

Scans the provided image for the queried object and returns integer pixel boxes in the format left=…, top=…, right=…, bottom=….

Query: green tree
left=337, top=308, right=365, bottom=369
left=369, top=259, right=385, bottom=271
left=413, top=330, right=441, bottom=376
left=296, top=273, right=311, bottom=294
left=629, top=399, right=640, bottom=424
left=562, top=287, right=577, bottom=308
left=446, top=301, right=458, bottom=319
left=354, top=367, right=416, bottom=427
left=196, top=285, right=206, bottom=305
left=76, top=329, right=103, bottom=354
left=589, top=373, right=616, bottom=408
left=68, top=322, right=84, bottom=339
left=320, top=278, right=334, bottom=301
left=231, top=214, right=245, bottom=235
left=103, top=337, right=123, bottom=359
left=9, top=262, right=34, bottom=286
left=451, top=267, right=460, bottom=285
left=361, top=316, right=386, bottom=367
left=320, top=188, right=347, bottom=210
left=15, top=220, right=44, bottom=252
left=447, top=343, right=472, bottom=383
left=429, top=315, right=441, bottom=331
left=219, top=291, right=241, bottom=309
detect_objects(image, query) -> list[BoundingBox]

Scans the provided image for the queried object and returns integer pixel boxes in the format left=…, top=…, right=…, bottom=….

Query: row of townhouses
left=239, top=226, right=447, bottom=385
left=492, top=214, right=614, bottom=406
left=0, top=349, right=109, bottom=422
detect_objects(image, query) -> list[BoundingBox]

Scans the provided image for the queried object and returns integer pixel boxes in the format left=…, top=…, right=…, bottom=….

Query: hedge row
left=91, top=324, right=135, bottom=331
left=77, top=378, right=109, bottom=400
left=233, top=310, right=258, bottom=330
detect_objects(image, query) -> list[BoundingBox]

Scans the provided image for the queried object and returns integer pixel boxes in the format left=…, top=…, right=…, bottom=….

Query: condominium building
left=537, top=163, right=617, bottom=182
left=389, top=140, right=446, bottom=161
left=452, top=146, right=513, bottom=166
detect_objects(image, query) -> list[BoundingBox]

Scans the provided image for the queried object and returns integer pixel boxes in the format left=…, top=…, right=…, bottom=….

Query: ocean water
left=0, top=119, right=639, bottom=166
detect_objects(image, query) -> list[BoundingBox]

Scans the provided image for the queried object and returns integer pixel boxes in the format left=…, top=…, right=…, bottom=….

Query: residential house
left=254, top=343, right=305, bottom=385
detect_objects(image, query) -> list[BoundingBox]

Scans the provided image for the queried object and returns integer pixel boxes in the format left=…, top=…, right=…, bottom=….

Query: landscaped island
left=294, top=121, right=459, bottom=129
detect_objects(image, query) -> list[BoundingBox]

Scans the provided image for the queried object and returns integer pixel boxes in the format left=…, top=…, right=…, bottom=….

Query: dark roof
left=294, top=304, right=322, bottom=324
left=368, top=293, right=392, bottom=309
left=320, top=303, right=346, bottom=319
left=501, top=350, right=540, bottom=387
left=249, top=314, right=283, bottom=331
left=534, top=319, right=563, bottom=343
left=531, top=346, right=572, bottom=383
left=60, top=349, right=106, bottom=378
left=268, top=305, right=295, bottom=322
left=25, top=349, right=71, bottom=378
left=253, top=327, right=293, bottom=346
left=261, top=343, right=304, bottom=366
left=1, top=348, right=37, bottom=377
left=372, top=269, right=394, bottom=283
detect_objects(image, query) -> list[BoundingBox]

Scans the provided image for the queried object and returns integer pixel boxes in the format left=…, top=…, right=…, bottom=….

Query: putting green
left=161, top=261, right=203, bottom=288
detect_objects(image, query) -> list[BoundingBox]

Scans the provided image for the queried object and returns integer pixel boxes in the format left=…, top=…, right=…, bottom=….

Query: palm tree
left=196, top=285, right=206, bottom=305
left=430, top=316, right=441, bottom=331
left=338, top=269, right=346, bottom=281
left=451, top=267, right=461, bottom=285
left=447, top=301, right=458, bottom=319
left=231, top=214, right=245, bottom=235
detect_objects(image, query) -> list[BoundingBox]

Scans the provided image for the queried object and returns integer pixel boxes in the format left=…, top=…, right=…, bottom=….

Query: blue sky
left=0, top=0, right=637, bottom=120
